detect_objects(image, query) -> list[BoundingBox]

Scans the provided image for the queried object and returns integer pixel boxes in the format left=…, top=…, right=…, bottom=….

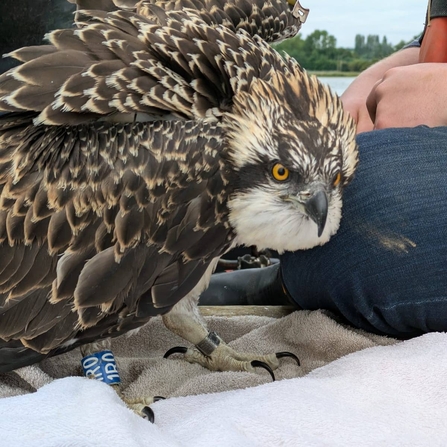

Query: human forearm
left=366, top=61, right=447, bottom=129
left=341, top=47, right=420, bottom=133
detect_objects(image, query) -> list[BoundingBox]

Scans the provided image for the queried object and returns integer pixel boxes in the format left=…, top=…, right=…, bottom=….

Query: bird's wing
left=0, top=7, right=292, bottom=125
left=70, top=0, right=306, bottom=43
left=0, top=6, right=299, bottom=361
left=0, top=113, right=233, bottom=356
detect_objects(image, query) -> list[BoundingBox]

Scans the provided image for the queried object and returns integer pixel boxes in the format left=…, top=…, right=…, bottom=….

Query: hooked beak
left=304, top=189, right=328, bottom=237
left=286, top=187, right=329, bottom=237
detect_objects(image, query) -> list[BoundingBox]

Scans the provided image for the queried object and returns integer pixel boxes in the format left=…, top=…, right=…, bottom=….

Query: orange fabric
left=419, top=17, right=447, bottom=62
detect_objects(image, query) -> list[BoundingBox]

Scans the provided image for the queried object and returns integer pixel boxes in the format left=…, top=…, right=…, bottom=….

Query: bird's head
left=224, top=66, right=358, bottom=253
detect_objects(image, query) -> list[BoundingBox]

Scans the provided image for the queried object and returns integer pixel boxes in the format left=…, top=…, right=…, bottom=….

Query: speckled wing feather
left=0, top=7, right=294, bottom=126
left=0, top=8, right=294, bottom=367
left=0, top=112, right=233, bottom=362
left=0, top=5, right=343, bottom=372
left=72, top=0, right=307, bottom=43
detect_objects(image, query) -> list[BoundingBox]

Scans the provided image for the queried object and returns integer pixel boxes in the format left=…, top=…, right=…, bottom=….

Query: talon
left=141, top=406, right=155, bottom=423
left=251, top=360, right=275, bottom=381
left=276, top=351, right=300, bottom=366
left=163, top=346, right=188, bottom=359
left=153, top=396, right=166, bottom=402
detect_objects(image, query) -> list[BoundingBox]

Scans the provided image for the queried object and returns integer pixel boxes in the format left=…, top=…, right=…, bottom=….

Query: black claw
left=276, top=351, right=301, bottom=366
left=141, top=406, right=155, bottom=423
left=153, top=396, right=166, bottom=402
left=251, top=360, right=275, bottom=381
left=163, top=346, right=188, bottom=359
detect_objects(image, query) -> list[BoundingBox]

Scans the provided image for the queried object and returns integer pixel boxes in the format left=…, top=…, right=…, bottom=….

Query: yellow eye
left=272, top=163, right=290, bottom=181
left=333, top=172, right=342, bottom=187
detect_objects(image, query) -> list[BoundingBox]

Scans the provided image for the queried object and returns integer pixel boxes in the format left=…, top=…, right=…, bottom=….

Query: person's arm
left=365, top=61, right=447, bottom=130
left=341, top=47, right=420, bottom=133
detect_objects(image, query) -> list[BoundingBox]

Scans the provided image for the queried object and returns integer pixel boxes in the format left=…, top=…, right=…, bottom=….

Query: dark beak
left=304, top=189, right=328, bottom=237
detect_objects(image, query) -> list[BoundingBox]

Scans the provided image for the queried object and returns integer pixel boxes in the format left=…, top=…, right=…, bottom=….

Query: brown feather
left=74, top=246, right=142, bottom=311
left=0, top=290, right=49, bottom=339
left=0, top=3, right=357, bottom=376
left=48, top=211, right=73, bottom=254
left=52, top=248, right=96, bottom=302
left=12, top=51, right=95, bottom=88
left=0, top=244, right=40, bottom=293
left=9, top=247, right=55, bottom=299
left=23, top=211, right=48, bottom=245
left=21, top=306, right=78, bottom=352
left=6, top=213, right=25, bottom=246
left=0, top=245, right=26, bottom=286
left=5, top=46, right=58, bottom=63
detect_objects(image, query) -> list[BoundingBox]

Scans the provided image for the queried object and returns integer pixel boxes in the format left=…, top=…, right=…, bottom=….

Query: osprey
left=0, top=0, right=357, bottom=418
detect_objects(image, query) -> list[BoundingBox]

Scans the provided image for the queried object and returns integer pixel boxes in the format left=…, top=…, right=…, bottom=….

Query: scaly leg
left=162, top=260, right=299, bottom=380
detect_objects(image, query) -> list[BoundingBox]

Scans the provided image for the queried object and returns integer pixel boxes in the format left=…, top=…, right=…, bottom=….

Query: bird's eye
left=272, top=163, right=290, bottom=182
left=333, top=172, right=342, bottom=187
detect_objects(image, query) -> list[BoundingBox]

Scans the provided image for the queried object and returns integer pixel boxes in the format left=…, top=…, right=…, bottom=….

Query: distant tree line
left=0, top=2, right=411, bottom=75
left=274, top=30, right=410, bottom=73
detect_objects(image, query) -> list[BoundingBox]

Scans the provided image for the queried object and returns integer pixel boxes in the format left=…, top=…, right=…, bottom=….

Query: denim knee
left=280, top=126, right=447, bottom=338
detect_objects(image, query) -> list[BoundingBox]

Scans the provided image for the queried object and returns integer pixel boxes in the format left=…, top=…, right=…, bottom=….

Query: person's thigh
left=281, top=126, right=447, bottom=338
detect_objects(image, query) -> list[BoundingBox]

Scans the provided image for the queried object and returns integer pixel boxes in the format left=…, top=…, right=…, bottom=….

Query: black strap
left=420, top=0, right=447, bottom=42
left=429, top=0, right=447, bottom=18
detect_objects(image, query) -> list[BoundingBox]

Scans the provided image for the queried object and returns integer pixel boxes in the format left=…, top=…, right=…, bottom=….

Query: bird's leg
left=162, top=263, right=299, bottom=379
left=80, top=339, right=159, bottom=421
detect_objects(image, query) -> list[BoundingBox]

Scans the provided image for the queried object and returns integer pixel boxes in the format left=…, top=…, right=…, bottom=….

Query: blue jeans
left=281, top=126, right=447, bottom=339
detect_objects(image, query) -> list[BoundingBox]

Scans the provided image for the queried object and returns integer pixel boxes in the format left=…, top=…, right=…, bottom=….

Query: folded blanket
left=2, top=310, right=442, bottom=447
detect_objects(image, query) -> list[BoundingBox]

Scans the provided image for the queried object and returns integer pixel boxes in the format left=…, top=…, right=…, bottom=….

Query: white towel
left=2, top=311, right=443, bottom=447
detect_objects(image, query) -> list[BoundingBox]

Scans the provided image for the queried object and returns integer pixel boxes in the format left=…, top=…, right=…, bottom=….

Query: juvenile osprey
left=0, top=1, right=357, bottom=418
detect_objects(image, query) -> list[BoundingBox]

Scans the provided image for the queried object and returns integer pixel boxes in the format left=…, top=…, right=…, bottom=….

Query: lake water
left=317, top=77, right=356, bottom=96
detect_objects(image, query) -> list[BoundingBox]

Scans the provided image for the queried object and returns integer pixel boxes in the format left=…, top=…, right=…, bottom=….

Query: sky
left=298, top=1, right=428, bottom=48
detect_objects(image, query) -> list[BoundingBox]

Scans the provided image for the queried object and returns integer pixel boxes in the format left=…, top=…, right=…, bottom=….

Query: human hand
left=339, top=47, right=420, bottom=133
left=366, top=63, right=447, bottom=129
